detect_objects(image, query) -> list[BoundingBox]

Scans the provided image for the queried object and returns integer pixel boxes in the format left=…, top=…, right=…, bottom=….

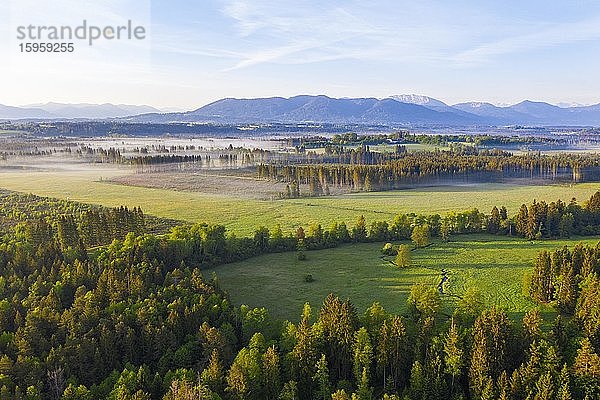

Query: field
left=0, top=166, right=598, bottom=235
left=205, top=234, right=600, bottom=321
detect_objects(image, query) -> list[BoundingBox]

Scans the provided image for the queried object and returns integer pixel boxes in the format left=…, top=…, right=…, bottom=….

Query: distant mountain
left=360, top=98, right=474, bottom=124
left=450, top=100, right=600, bottom=125
left=123, top=95, right=600, bottom=126
left=505, top=100, right=600, bottom=125
left=389, top=94, right=489, bottom=123
left=557, top=102, right=588, bottom=108
left=125, top=95, right=482, bottom=125
left=388, top=94, right=447, bottom=110
left=508, top=100, right=567, bottom=123
left=5, top=96, right=600, bottom=126
left=23, top=103, right=161, bottom=119
left=452, top=102, right=533, bottom=124
left=0, top=104, right=55, bottom=120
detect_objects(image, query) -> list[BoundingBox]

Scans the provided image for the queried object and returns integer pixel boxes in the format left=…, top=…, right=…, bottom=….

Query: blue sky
left=2, top=0, right=600, bottom=109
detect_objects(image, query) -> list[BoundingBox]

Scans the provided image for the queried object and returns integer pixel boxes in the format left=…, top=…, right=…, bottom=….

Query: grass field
left=205, top=234, right=600, bottom=321
left=1, top=165, right=599, bottom=324
left=0, top=168, right=598, bottom=235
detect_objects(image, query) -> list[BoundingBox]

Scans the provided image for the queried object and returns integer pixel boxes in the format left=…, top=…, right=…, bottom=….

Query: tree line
left=258, top=152, right=600, bottom=195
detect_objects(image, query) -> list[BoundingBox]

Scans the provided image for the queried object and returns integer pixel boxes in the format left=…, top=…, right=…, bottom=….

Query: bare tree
left=48, top=367, right=65, bottom=400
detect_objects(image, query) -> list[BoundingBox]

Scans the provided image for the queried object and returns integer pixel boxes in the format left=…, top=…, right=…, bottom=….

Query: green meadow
left=0, top=169, right=597, bottom=235
left=205, top=234, right=600, bottom=320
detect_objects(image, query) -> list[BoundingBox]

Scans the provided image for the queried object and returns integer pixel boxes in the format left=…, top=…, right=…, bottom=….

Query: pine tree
left=410, top=224, right=431, bottom=248
left=521, top=341, right=542, bottom=393
left=575, top=273, right=600, bottom=339
left=356, top=368, right=373, bottom=400
left=262, top=346, right=281, bottom=400
left=573, top=338, right=600, bottom=398
left=364, top=174, right=372, bottom=192
left=469, top=308, right=512, bottom=397
left=510, top=368, right=525, bottom=400
left=497, top=370, right=510, bottom=400
left=480, top=375, right=495, bottom=400
left=331, top=389, right=350, bottom=400
left=440, top=219, right=451, bottom=242
left=529, top=251, right=553, bottom=303
left=313, top=354, right=331, bottom=400
left=279, top=381, right=299, bottom=400
left=500, top=206, right=508, bottom=220
left=352, top=216, right=368, bottom=242
left=296, top=238, right=307, bottom=261
left=488, top=206, right=500, bottom=234
left=409, top=360, right=425, bottom=400
left=353, top=327, right=373, bottom=383
left=557, top=264, right=577, bottom=314
left=290, top=180, right=300, bottom=198
left=522, top=308, right=542, bottom=344
left=557, top=364, right=573, bottom=400
left=376, top=316, right=409, bottom=392
left=319, top=294, right=357, bottom=382
left=291, top=303, right=318, bottom=393
left=201, top=349, right=224, bottom=394
left=444, top=320, right=463, bottom=392
left=542, top=342, right=561, bottom=378
left=515, top=204, right=529, bottom=237
left=534, top=371, right=553, bottom=400
left=559, top=213, right=574, bottom=238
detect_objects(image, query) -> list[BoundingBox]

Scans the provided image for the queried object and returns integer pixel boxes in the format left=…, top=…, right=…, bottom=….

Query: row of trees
left=5, top=191, right=600, bottom=271
left=253, top=192, right=600, bottom=256
left=258, top=152, right=600, bottom=194
left=513, top=192, right=600, bottom=238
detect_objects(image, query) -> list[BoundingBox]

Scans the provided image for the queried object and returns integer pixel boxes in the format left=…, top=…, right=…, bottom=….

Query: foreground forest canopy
left=0, top=190, right=600, bottom=399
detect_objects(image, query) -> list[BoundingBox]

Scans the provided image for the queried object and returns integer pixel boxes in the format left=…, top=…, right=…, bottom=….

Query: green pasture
left=0, top=169, right=597, bottom=235
left=205, top=234, right=600, bottom=321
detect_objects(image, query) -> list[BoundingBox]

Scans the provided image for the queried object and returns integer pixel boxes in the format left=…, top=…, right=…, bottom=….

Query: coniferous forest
left=1, top=190, right=600, bottom=400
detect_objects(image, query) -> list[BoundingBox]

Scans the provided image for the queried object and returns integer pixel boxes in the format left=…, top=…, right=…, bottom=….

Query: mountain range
left=0, top=103, right=161, bottom=120
left=3, top=96, right=600, bottom=126
left=121, top=95, right=600, bottom=126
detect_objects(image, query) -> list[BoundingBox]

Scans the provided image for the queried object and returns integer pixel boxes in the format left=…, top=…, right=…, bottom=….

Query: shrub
left=381, top=242, right=395, bottom=256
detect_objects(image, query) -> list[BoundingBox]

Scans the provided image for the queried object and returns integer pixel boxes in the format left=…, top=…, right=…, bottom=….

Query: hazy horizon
left=2, top=94, right=600, bottom=112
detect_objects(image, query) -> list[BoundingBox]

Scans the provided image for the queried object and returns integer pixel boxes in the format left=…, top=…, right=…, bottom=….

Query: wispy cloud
left=217, top=0, right=451, bottom=70
left=217, top=1, right=600, bottom=71
left=4, top=0, right=600, bottom=107
left=453, top=16, right=600, bottom=65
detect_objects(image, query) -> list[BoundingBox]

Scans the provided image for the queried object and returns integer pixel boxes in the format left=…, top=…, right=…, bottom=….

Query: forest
left=0, top=190, right=600, bottom=399
left=258, top=152, right=600, bottom=197
left=0, top=122, right=355, bottom=138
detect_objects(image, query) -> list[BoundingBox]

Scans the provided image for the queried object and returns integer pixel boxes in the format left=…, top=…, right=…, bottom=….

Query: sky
left=2, top=0, right=600, bottom=110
